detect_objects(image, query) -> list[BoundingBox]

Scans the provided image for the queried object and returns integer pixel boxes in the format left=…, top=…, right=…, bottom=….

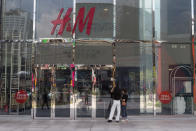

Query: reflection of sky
left=6, top=0, right=33, bottom=17
left=36, top=0, right=73, bottom=38
left=77, top=0, right=112, bottom=3
left=195, top=1, right=196, bottom=32
left=4, top=0, right=194, bottom=38
left=167, top=0, right=191, bottom=34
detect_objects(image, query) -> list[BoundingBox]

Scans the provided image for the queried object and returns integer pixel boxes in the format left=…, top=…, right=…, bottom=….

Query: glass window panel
left=116, top=0, right=140, bottom=40
left=116, top=0, right=153, bottom=41
left=194, top=0, right=196, bottom=35
left=75, top=42, right=113, bottom=64
left=157, top=0, right=191, bottom=42
left=36, top=0, right=73, bottom=39
left=156, top=43, right=193, bottom=115
left=115, top=43, right=154, bottom=115
left=35, top=43, right=73, bottom=64
left=0, top=1, right=2, bottom=40
left=0, top=41, right=32, bottom=115
left=75, top=1, right=113, bottom=39
left=1, top=0, right=33, bottom=40
left=116, top=43, right=141, bottom=67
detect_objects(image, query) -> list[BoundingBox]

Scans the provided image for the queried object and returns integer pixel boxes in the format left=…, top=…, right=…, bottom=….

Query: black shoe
left=116, top=121, right=119, bottom=123
left=108, top=120, right=112, bottom=123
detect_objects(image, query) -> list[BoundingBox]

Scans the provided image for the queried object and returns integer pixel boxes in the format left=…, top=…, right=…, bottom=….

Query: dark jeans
left=121, top=105, right=127, bottom=118
left=42, top=101, right=49, bottom=109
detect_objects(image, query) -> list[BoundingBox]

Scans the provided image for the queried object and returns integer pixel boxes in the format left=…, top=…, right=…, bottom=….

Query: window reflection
left=1, top=0, right=33, bottom=40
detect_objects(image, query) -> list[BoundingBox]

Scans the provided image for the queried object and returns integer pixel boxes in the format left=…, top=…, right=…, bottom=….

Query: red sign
left=51, top=7, right=96, bottom=36
left=159, top=91, right=172, bottom=104
left=15, top=90, right=28, bottom=104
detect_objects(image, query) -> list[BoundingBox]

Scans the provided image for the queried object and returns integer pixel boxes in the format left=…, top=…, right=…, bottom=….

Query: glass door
left=35, top=69, right=51, bottom=118
left=95, top=67, right=113, bottom=118
left=55, top=68, right=71, bottom=118
left=75, top=67, right=92, bottom=119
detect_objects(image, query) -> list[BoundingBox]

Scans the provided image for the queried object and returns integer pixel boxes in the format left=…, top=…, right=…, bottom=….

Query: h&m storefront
left=0, top=0, right=196, bottom=119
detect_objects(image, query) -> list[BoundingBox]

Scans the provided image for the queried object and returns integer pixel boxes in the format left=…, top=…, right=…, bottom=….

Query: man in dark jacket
left=108, top=87, right=121, bottom=123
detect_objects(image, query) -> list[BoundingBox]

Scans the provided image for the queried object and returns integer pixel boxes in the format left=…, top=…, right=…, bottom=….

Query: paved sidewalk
left=0, top=116, right=196, bottom=131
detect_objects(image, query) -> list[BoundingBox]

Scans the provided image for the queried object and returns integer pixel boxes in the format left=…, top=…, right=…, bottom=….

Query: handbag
left=122, top=99, right=126, bottom=106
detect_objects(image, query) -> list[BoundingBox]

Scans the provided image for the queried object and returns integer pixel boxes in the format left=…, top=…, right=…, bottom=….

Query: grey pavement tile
left=23, top=128, right=46, bottom=131
left=1, top=117, right=196, bottom=131
left=0, top=128, right=12, bottom=131
left=93, top=128, right=122, bottom=131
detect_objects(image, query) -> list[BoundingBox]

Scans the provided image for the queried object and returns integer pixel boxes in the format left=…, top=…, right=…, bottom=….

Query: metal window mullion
left=191, top=0, right=196, bottom=115
left=33, top=0, right=37, bottom=41
left=92, top=67, right=96, bottom=120
left=113, top=0, right=116, bottom=39
left=4, top=43, right=7, bottom=107
left=191, top=0, right=194, bottom=37
left=9, top=42, right=13, bottom=113
left=152, top=0, right=156, bottom=117
left=17, top=42, right=21, bottom=114
left=70, top=0, right=76, bottom=120
left=51, top=66, right=55, bottom=119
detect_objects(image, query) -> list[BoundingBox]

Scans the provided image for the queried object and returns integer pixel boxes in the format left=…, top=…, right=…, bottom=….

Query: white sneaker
left=121, top=119, right=125, bottom=122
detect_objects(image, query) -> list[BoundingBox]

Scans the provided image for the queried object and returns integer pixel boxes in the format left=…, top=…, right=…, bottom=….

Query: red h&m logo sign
left=51, top=7, right=96, bottom=36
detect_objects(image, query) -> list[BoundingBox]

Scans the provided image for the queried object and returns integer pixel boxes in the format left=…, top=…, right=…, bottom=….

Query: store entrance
left=33, top=64, right=113, bottom=119
left=74, top=68, right=92, bottom=119
left=34, top=65, right=71, bottom=118
left=55, top=68, right=71, bottom=118
left=35, top=69, right=52, bottom=117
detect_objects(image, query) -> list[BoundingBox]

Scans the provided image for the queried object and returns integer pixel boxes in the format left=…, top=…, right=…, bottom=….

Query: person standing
left=85, top=91, right=88, bottom=105
left=108, top=86, right=121, bottom=123
left=121, top=88, right=128, bottom=121
left=42, top=91, right=49, bottom=110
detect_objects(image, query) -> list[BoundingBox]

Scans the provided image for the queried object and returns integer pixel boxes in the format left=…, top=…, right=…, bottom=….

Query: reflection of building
left=0, top=0, right=2, bottom=39
left=0, top=0, right=3, bottom=86
left=1, top=9, right=32, bottom=40
left=116, top=1, right=140, bottom=40
left=0, top=41, right=33, bottom=115
left=0, top=0, right=196, bottom=118
left=160, top=0, right=191, bottom=42
left=74, top=2, right=113, bottom=38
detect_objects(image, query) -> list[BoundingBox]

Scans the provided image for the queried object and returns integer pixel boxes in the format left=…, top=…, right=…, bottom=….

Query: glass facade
left=159, top=0, right=191, bottom=42
left=0, top=0, right=196, bottom=119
